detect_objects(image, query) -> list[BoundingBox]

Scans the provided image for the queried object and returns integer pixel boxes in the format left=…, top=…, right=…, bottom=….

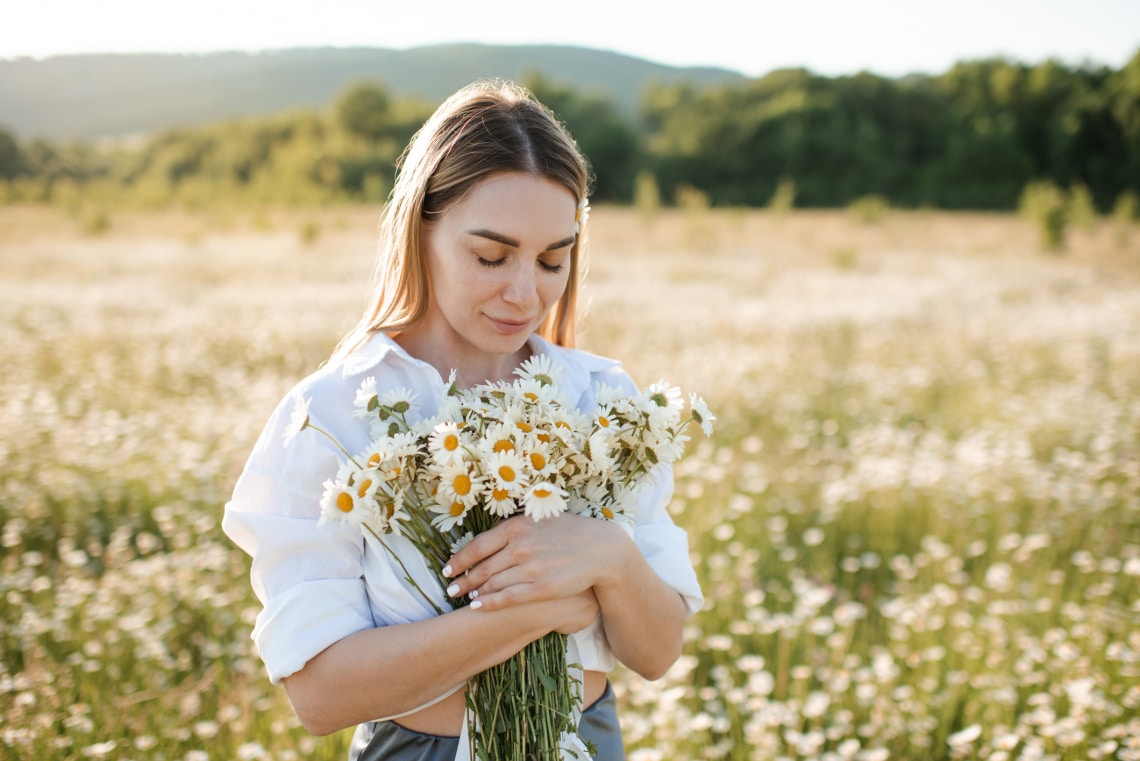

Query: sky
left=3, top=0, right=1138, bottom=78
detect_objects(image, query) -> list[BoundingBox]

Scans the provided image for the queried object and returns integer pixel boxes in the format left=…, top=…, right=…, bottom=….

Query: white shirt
left=222, top=331, right=704, bottom=686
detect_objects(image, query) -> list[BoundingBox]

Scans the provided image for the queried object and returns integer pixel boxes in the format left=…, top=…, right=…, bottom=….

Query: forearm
left=283, top=603, right=549, bottom=735
left=594, top=535, right=687, bottom=680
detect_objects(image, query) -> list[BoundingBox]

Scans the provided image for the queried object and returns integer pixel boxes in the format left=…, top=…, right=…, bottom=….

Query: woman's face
left=420, top=171, right=577, bottom=365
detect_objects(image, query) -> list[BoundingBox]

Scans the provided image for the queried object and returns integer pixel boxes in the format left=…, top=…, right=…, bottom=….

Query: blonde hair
left=332, top=80, right=592, bottom=360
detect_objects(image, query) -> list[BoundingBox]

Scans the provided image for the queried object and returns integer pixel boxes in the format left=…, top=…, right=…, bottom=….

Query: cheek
left=541, top=272, right=571, bottom=304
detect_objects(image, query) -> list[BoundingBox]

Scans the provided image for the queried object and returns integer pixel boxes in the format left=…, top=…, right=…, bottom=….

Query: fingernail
left=470, top=600, right=483, bottom=610
left=442, top=564, right=453, bottom=577
left=470, top=589, right=479, bottom=599
left=446, top=583, right=460, bottom=597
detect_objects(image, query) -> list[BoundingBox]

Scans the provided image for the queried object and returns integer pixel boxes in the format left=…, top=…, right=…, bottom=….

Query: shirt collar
left=340, top=331, right=402, bottom=379
left=340, top=331, right=621, bottom=401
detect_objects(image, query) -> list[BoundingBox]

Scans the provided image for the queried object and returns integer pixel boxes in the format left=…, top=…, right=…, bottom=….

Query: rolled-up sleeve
left=630, top=467, right=704, bottom=617
left=590, top=366, right=705, bottom=617
left=222, top=389, right=376, bottom=684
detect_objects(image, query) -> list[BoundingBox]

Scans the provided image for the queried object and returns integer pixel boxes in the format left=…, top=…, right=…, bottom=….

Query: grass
left=1, top=203, right=1138, bottom=760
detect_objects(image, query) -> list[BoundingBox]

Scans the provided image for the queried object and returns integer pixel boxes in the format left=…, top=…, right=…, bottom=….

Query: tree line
left=1, top=51, right=1137, bottom=212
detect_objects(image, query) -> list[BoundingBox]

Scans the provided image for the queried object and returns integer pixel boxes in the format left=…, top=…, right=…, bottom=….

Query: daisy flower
left=352, top=377, right=378, bottom=417
left=351, top=469, right=383, bottom=502
left=449, top=532, right=475, bottom=555
left=486, top=485, right=520, bottom=518
left=502, top=406, right=538, bottom=437
left=645, top=381, right=683, bottom=413
left=584, top=430, right=616, bottom=476
left=479, top=422, right=520, bottom=458
left=434, top=393, right=464, bottom=425
left=429, top=498, right=471, bottom=531
left=282, top=395, right=312, bottom=447
left=547, top=406, right=586, bottom=443
left=514, top=377, right=561, bottom=407
left=487, top=449, right=529, bottom=493
left=379, top=386, right=418, bottom=415
left=429, top=421, right=466, bottom=465
left=515, top=353, right=566, bottom=387
left=689, top=393, right=716, bottom=436
left=523, top=482, right=567, bottom=521
left=592, top=409, right=617, bottom=434
left=318, top=477, right=374, bottom=529
left=594, top=382, right=626, bottom=406
left=573, top=197, right=590, bottom=235
left=522, top=440, right=557, bottom=478
left=436, top=460, right=481, bottom=508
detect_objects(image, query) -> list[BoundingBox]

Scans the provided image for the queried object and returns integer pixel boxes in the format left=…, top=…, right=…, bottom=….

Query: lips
left=485, top=315, right=533, bottom=334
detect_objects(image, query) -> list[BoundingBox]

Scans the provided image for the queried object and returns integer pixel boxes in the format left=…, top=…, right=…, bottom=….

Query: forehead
left=443, top=172, right=577, bottom=229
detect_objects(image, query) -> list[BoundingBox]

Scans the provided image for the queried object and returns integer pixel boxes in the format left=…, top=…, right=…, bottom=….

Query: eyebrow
left=466, top=229, right=576, bottom=252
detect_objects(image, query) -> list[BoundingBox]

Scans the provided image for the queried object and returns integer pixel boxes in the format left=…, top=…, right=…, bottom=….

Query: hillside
left=0, top=44, right=745, bottom=141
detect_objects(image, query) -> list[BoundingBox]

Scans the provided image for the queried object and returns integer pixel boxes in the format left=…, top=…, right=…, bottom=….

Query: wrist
left=590, top=520, right=639, bottom=598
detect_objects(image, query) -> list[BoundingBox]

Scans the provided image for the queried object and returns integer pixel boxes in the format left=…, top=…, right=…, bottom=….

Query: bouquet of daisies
left=287, top=355, right=714, bottom=760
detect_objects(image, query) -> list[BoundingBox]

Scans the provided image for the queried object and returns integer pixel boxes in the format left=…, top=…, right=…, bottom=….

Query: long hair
left=331, top=80, right=592, bottom=360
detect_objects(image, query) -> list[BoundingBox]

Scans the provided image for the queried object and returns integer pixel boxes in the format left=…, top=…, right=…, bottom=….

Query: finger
left=445, top=551, right=512, bottom=599
left=467, top=581, right=539, bottom=612
left=442, top=525, right=511, bottom=578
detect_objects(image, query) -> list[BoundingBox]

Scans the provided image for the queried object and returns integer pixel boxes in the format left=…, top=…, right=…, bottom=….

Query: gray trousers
left=348, top=681, right=625, bottom=760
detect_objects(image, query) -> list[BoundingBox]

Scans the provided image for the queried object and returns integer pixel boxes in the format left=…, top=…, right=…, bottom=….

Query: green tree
left=336, top=81, right=393, bottom=142
left=525, top=72, right=639, bottom=202
left=0, top=128, right=25, bottom=180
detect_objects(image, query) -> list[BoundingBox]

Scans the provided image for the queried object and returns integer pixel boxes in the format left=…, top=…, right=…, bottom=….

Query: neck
left=393, top=330, right=533, bottom=389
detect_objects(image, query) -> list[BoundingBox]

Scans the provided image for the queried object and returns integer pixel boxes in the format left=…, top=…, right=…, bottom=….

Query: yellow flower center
left=524, top=391, right=539, bottom=403
left=555, top=420, right=571, bottom=429
left=534, top=488, right=552, bottom=499
left=493, top=439, right=514, bottom=453
left=601, top=507, right=614, bottom=520
left=536, top=432, right=551, bottom=443
left=443, top=433, right=460, bottom=451
left=516, top=421, right=533, bottom=433
left=529, top=452, right=546, bottom=470
left=492, top=487, right=509, bottom=501
left=368, top=453, right=382, bottom=467
left=453, top=474, right=472, bottom=496
left=597, top=416, right=610, bottom=428
left=357, top=479, right=373, bottom=498
left=336, top=492, right=354, bottom=512
left=449, top=502, right=465, bottom=517
left=498, top=465, right=516, bottom=482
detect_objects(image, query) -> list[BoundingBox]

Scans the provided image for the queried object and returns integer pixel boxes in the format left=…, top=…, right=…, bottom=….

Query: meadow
left=0, top=203, right=1137, bottom=760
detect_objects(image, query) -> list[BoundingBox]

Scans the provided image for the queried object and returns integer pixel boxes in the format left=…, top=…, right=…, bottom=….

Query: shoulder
left=281, top=332, right=432, bottom=424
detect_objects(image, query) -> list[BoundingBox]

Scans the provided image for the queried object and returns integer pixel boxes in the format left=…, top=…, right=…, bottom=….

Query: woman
left=223, top=80, right=703, bottom=761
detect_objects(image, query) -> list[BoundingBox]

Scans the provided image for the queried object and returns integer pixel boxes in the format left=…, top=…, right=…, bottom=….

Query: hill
left=0, top=44, right=745, bottom=141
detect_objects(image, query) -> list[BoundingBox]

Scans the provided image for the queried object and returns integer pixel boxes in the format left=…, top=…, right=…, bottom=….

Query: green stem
left=306, top=422, right=364, bottom=469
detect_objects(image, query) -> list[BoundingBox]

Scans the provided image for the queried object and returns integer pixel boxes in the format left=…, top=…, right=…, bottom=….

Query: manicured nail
left=442, top=564, right=453, bottom=577
left=470, top=589, right=479, bottom=599
left=446, top=583, right=460, bottom=597
left=470, top=600, right=483, bottom=610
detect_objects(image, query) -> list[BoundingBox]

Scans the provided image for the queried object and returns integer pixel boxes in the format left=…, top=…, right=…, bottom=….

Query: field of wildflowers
left=1, top=204, right=1137, bottom=760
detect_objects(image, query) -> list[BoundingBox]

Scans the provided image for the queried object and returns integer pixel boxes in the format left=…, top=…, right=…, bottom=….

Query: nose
left=501, top=262, right=538, bottom=311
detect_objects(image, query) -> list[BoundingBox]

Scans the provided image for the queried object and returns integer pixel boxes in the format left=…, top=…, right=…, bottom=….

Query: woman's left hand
left=442, top=513, right=627, bottom=612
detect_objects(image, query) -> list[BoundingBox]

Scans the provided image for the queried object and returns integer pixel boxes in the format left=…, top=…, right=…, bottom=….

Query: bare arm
left=283, top=592, right=597, bottom=736
left=443, top=514, right=687, bottom=681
